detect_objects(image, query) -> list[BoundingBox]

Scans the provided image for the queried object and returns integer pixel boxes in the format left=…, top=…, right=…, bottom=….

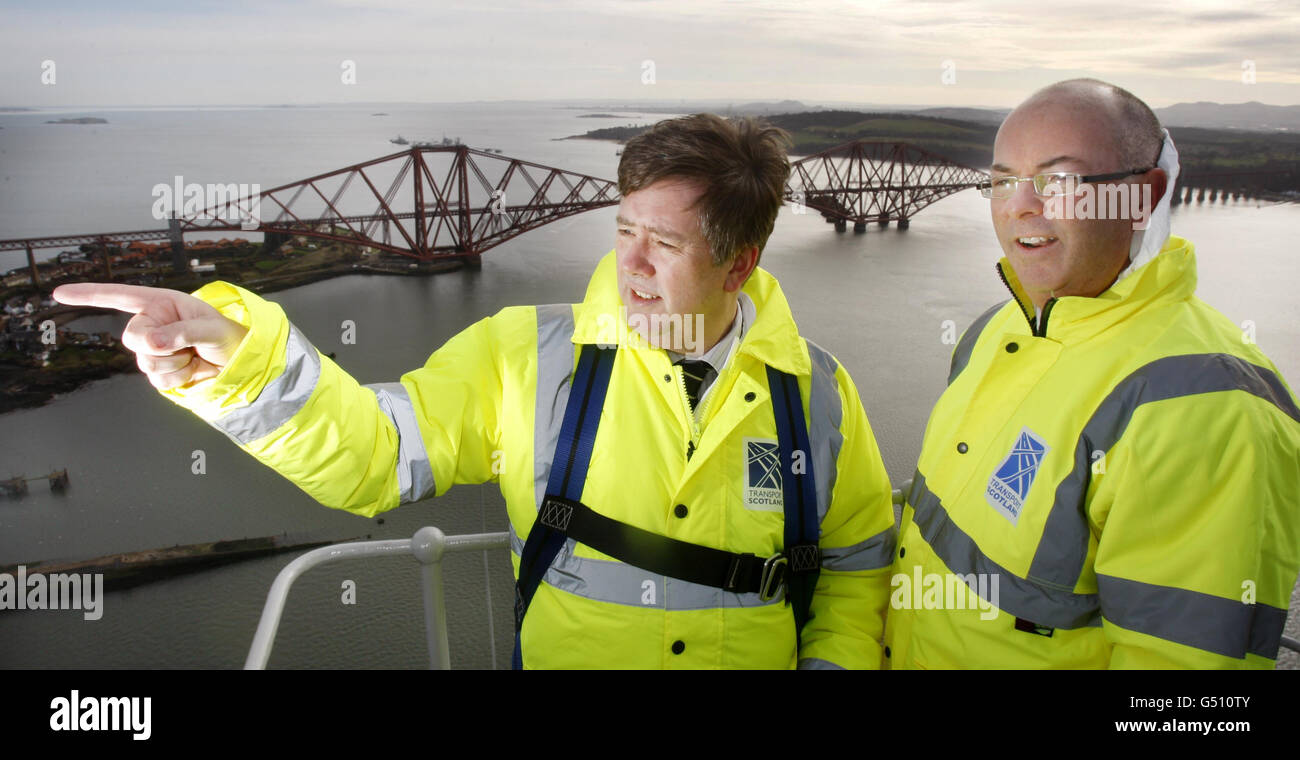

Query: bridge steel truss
left=1, top=141, right=991, bottom=273
left=180, top=145, right=622, bottom=263
left=0, top=146, right=621, bottom=263
left=786, top=140, right=987, bottom=228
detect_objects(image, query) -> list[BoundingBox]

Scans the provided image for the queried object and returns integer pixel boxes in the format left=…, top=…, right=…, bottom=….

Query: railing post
left=411, top=526, right=451, bottom=670
left=891, top=478, right=912, bottom=507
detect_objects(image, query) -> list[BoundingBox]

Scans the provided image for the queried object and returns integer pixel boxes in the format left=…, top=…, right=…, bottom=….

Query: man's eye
left=618, top=228, right=633, bottom=236
left=657, top=240, right=678, bottom=250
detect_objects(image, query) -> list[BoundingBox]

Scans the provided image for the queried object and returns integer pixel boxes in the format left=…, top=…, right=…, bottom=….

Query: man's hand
left=52, top=283, right=249, bottom=390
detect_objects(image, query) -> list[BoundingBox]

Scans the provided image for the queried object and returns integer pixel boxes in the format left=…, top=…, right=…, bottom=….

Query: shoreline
left=1, top=249, right=466, bottom=416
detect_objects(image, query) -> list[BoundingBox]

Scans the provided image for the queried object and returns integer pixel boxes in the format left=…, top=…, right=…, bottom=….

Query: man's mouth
left=629, top=287, right=661, bottom=303
left=1015, top=235, right=1059, bottom=251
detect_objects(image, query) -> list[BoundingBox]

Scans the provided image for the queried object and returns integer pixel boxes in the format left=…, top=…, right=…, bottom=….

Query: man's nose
left=621, top=234, right=655, bottom=277
left=998, top=177, right=1045, bottom=220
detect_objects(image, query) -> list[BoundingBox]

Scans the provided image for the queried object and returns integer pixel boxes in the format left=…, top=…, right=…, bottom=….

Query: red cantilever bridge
left=0, top=141, right=987, bottom=277
left=787, top=141, right=987, bottom=231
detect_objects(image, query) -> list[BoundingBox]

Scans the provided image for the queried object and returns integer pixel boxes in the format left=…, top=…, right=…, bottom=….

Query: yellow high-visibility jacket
left=885, top=236, right=1300, bottom=669
left=160, top=251, right=897, bottom=669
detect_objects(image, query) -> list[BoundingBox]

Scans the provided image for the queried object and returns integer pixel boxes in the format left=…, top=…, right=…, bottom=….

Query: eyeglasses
left=978, top=167, right=1155, bottom=199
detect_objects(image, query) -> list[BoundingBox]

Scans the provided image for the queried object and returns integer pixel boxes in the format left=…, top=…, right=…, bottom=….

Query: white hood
left=1115, top=128, right=1180, bottom=283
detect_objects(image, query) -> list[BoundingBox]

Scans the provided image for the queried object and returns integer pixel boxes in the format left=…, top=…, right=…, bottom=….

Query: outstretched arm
left=53, top=280, right=504, bottom=517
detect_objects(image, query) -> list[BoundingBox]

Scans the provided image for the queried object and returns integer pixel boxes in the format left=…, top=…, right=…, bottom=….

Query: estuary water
left=1, top=103, right=1296, bottom=669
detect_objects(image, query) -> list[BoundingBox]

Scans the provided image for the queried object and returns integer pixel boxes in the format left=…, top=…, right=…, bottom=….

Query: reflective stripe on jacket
left=885, top=236, right=1300, bottom=669
left=160, top=250, right=898, bottom=669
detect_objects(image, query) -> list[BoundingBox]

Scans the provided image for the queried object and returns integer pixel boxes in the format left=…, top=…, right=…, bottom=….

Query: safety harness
left=512, top=344, right=820, bottom=669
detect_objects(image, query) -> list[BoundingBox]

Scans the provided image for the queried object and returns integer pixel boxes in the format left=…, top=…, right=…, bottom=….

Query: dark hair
left=617, top=114, right=792, bottom=267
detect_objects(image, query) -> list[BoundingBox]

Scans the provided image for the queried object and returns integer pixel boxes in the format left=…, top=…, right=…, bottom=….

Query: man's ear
left=724, top=245, right=760, bottom=292
left=1148, top=168, right=1169, bottom=210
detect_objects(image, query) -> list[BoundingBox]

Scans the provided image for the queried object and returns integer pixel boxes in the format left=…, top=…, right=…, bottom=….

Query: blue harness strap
left=512, top=345, right=819, bottom=669
left=513, top=344, right=615, bottom=669
left=766, top=365, right=822, bottom=648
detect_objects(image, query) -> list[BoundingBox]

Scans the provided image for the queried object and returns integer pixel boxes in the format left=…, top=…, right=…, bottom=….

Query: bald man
left=884, top=79, right=1300, bottom=669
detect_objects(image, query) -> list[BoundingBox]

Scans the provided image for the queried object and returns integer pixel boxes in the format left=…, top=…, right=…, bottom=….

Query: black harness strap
left=535, top=494, right=790, bottom=597
left=512, top=344, right=820, bottom=668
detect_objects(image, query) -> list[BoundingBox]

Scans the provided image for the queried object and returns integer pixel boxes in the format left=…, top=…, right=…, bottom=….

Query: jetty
left=1, top=468, right=68, bottom=498
left=1, top=533, right=362, bottom=592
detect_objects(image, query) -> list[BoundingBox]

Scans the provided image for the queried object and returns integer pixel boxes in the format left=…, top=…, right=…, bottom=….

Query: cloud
left=0, top=0, right=1296, bottom=106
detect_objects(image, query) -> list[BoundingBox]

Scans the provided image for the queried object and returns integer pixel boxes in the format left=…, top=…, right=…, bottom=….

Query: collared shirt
left=667, top=292, right=754, bottom=411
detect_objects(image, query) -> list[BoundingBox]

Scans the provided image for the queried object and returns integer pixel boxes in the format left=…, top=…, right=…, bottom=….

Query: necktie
left=677, top=359, right=714, bottom=413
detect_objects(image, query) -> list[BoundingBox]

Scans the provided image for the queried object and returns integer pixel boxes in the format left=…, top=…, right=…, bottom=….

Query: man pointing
left=56, top=114, right=897, bottom=669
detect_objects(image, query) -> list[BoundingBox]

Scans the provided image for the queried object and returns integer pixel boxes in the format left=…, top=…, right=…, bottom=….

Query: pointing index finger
left=52, top=283, right=173, bottom=315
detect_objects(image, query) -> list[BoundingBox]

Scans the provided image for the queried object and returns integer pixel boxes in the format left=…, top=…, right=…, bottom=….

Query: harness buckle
left=757, top=553, right=789, bottom=602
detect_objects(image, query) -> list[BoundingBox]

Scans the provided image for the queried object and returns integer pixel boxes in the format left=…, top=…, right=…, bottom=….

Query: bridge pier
left=897, top=218, right=910, bottom=230
left=262, top=231, right=290, bottom=256
left=853, top=222, right=866, bottom=234
left=460, top=254, right=482, bottom=270
left=25, top=243, right=41, bottom=290
left=168, top=218, right=187, bottom=274
left=833, top=219, right=847, bottom=233
left=98, top=238, right=114, bottom=281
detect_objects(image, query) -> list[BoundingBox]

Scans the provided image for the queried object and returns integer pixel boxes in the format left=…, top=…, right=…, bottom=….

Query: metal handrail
left=245, top=526, right=508, bottom=669
left=245, top=488, right=916, bottom=669
left=245, top=480, right=1300, bottom=667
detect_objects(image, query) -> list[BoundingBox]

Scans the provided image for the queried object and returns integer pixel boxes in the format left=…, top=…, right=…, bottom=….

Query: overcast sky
left=2, top=0, right=1297, bottom=109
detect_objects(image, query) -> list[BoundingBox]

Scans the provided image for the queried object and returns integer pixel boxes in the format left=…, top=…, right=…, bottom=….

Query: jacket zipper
left=1035, top=297, right=1058, bottom=338
left=677, top=360, right=724, bottom=461
left=997, top=262, right=1058, bottom=338
left=676, top=364, right=702, bottom=456
left=996, top=263, right=1036, bottom=330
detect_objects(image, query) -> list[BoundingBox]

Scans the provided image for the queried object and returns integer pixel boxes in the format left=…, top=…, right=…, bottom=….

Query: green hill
left=569, top=110, right=1300, bottom=192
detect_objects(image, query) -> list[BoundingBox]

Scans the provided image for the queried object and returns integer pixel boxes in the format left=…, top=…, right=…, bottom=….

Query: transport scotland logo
left=744, top=438, right=783, bottom=511
left=985, top=427, right=1050, bottom=524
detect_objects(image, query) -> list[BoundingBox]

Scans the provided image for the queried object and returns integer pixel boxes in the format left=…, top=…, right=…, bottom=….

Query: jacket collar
left=571, top=250, right=811, bottom=376
left=996, top=235, right=1198, bottom=342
